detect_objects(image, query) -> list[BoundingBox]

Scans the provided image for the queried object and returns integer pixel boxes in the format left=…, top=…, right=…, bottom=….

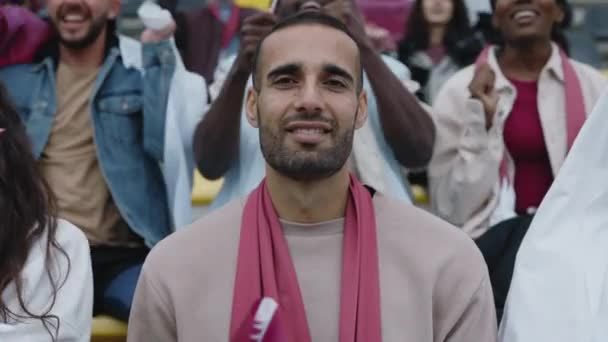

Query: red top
left=426, top=45, right=446, bottom=65
left=503, top=78, right=554, bottom=214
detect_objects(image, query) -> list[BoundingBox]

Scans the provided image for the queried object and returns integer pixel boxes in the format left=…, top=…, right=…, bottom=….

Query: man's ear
left=108, top=0, right=121, bottom=20
left=354, top=89, right=368, bottom=129
left=245, top=87, right=260, bottom=128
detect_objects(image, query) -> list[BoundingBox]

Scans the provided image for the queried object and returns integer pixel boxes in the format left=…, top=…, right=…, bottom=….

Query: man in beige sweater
left=128, top=10, right=497, bottom=342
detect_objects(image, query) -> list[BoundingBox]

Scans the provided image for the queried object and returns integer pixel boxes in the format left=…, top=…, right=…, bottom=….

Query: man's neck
left=429, top=25, right=446, bottom=47
left=59, top=31, right=107, bottom=68
left=265, top=167, right=351, bottom=223
left=498, top=39, right=553, bottom=81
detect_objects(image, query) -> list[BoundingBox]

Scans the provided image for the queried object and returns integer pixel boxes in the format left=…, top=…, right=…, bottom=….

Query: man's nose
left=294, top=81, right=324, bottom=114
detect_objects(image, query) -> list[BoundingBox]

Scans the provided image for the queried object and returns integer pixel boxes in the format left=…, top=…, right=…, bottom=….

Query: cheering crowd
left=1, top=0, right=607, bottom=341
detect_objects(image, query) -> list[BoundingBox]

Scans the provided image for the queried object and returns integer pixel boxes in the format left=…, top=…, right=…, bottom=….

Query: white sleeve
left=0, top=220, right=93, bottom=342
left=208, top=54, right=237, bottom=102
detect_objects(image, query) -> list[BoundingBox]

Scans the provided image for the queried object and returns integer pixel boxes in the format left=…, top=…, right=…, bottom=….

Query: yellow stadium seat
left=191, top=171, right=224, bottom=206
left=603, top=69, right=608, bottom=78
left=411, top=184, right=429, bottom=205
left=235, top=0, right=272, bottom=10
left=91, top=315, right=127, bottom=342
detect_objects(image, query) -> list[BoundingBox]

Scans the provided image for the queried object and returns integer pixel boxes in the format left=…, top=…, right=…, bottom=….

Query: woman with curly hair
left=0, top=82, right=93, bottom=341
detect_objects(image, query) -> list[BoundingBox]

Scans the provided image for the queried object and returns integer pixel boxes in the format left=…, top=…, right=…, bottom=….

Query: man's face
left=246, top=23, right=367, bottom=181
left=46, top=0, right=121, bottom=49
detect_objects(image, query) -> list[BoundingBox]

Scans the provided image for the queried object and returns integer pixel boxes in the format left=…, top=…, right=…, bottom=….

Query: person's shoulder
left=378, top=54, right=410, bottom=77
left=374, top=194, right=484, bottom=271
left=570, top=59, right=607, bottom=89
left=432, top=64, right=476, bottom=109
left=0, top=63, right=41, bottom=83
left=145, top=197, right=246, bottom=269
left=53, top=219, right=90, bottom=258
left=442, top=64, right=476, bottom=91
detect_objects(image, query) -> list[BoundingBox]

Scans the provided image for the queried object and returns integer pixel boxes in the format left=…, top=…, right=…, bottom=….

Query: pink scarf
left=476, top=46, right=586, bottom=180
left=230, top=175, right=382, bottom=342
left=208, top=3, right=241, bottom=49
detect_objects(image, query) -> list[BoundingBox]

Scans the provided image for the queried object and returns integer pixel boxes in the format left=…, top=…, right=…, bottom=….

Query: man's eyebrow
left=322, top=64, right=355, bottom=84
left=266, top=63, right=302, bottom=80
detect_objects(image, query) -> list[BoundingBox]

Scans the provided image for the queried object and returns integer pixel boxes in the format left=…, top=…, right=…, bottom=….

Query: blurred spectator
left=160, top=0, right=259, bottom=83
left=429, top=0, right=606, bottom=318
left=365, top=21, right=396, bottom=53
left=0, top=5, right=52, bottom=67
left=0, top=81, right=92, bottom=341
left=398, top=0, right=483, bottom=105
left=0, top=0, right=176, bottom=322
left=0, top=0, right=42, bottom=12
left=194, top=0, right=435, bottom=210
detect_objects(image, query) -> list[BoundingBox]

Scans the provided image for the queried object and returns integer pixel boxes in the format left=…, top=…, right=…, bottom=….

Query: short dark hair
left=251, top=11, right=364, bottom=93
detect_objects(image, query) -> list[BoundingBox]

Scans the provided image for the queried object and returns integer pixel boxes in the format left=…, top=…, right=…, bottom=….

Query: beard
left=51, top=3, right=109, bottom=50
left=258, top=107, right=356, bottom=181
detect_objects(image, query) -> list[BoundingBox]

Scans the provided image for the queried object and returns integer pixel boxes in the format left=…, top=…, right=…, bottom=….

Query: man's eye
left=325, top=79, right=347, bottom=88
left=274, top=78, right=297, bottom=86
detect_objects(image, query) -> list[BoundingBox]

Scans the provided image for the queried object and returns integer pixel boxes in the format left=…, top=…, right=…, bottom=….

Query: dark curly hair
left=0, top=81, right=70, bottom=341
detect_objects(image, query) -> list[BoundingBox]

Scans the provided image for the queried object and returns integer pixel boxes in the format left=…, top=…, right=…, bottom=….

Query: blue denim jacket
left=0, top=38, right=176, bottom=247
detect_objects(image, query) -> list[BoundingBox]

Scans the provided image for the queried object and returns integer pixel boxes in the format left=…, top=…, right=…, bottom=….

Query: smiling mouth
left=511, top=9, right=539, bottom=24
left=285, top=121, right=332, bottom=133
left=284, top=120, right=333, bottom=145
left=62, top=13, right=87, bottom=23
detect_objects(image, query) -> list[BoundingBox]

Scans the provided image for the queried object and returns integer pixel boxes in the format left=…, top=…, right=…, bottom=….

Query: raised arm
left=192, top=13, right=277, bottom=180
left=324, top=0, right=436, bottom=169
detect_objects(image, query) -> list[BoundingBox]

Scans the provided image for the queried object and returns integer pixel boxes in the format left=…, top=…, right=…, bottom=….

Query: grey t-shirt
left=128, top=194, right=497, bottom=342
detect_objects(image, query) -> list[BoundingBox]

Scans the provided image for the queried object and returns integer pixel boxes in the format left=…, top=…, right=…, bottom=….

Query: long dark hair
left=0, top=82, right=69, bottom=341
left=399, top=0, right=481, bottom=65
left=488, top=0, right=572, bottom=54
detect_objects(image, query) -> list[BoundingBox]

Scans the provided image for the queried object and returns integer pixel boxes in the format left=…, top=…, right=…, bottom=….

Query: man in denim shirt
left=0, top=0, right=176, bottom=321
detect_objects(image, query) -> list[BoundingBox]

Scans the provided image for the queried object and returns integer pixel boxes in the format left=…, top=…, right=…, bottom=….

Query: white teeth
left=513, top=10, right=536, bottom=21
left=294, top=128, right=323, bottom=134
left=64, top=14, right=84, bottom=22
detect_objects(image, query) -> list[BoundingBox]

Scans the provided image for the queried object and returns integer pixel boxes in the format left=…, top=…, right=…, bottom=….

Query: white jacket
left=430, top=44, right=607, bottom=238
left=0, top=219, right=93, bottom=341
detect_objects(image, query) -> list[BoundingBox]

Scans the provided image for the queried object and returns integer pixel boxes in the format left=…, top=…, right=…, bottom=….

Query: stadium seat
left=235, top=0, right=272, bottom=10
left=191, top=171, right=224, bottom=206
left=91, top=315, right=127, bottom=342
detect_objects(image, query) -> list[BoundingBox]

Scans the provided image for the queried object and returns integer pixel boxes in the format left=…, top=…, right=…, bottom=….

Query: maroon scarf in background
left=230, top=175, right=382, bottom=342
left=208, top=3, right=241, bottom=49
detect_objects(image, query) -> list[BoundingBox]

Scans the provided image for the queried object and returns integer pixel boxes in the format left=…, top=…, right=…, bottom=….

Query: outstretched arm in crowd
left=325, top=0, right=436, bottom=169
left=140, top=21, right=178, bottom=162
left=192, top=13, right=277, bottom=180
left=429, top=64, right=503, bottom=238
